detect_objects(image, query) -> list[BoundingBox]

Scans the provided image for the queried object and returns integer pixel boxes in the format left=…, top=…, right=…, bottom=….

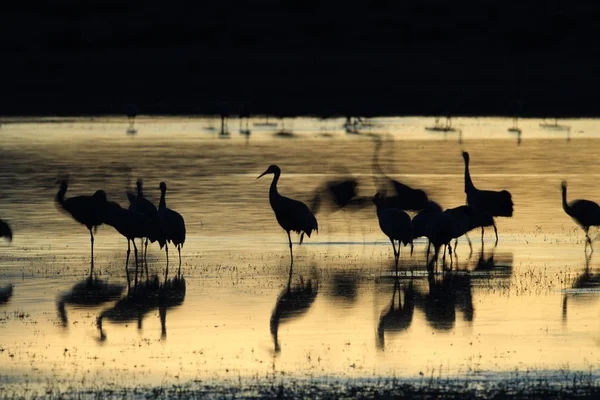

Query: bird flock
left=260, top=151, right=515, bottom=275
left=2, top=148, right=600, bottom=295
left=54, top=178, right=186, bottom=293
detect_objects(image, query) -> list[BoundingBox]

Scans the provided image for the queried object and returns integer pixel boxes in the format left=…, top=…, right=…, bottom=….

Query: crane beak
left=257, top=170, right=269, bottom=179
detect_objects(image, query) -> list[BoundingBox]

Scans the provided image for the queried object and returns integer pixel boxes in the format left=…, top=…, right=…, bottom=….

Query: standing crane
left=158, top=182, right=186, bottom=283
left=258, top=165, right=318, bottom=268
left=55, top=179, right=108, bottom=279
left=561, top=181, right=600, bottom=253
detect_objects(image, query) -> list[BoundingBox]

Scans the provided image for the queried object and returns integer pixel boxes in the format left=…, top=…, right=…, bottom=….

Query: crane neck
left=137, top=184, right=144, bottom=198
left=55, top=182, right=67, bottom=207
left=269, top=171, right=281, bottom=203
left=464, top=156, right=475, bottom=194
left=562, top=186, right=571, bottom=215
left=159, top=188, right=166, bottom=210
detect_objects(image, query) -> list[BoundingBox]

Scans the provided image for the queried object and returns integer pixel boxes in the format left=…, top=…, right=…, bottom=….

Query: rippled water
left=1, top=116, right=600, bottom=392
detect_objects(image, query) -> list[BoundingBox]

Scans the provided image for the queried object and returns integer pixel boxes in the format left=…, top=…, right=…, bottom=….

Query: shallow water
left=1, top=116, right=600, bottom=392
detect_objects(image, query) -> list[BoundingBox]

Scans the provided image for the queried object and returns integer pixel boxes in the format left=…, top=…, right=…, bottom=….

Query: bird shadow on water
left=96, top=275, right=186, bottom=342
left=56, top=276, right=125, bottom=328
left=270, top=267, right=319, bottom=355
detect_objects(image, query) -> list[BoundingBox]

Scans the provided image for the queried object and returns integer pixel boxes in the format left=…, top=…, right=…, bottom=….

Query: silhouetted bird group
left=257, top=151, right=514, bottom=274
left=55, top=178, right=186, bottom=291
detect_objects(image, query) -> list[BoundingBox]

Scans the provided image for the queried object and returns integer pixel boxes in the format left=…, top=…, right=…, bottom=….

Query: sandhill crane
left=462, top=152, right=513, bottom=243
left=0, top=218, right=12, bottom=243
left=103, top=201, right=164, bottom=292
left=158, top=182, right=186, bottom=282
left=411, top=200, right=443, bottom=251
left=258, top=165, right=318, bottom=267
left=425, top=212, right=455, bottom=272
left=444, top=205, right=497, bottom=257
left=55, top=179, right=108, bottom=278
left=373, top=193, right=413, bottom=272
left=372, top=137, right=428, bottom=211
left=127, top=179, right=159, bottom=277
left=561, top=181, right=600, bottom=253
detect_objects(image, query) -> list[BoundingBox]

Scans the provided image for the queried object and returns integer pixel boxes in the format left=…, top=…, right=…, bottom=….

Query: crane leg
left=448, top=243, right=453, bottom=271
left=177, top=244, right=182, bottom=277
left=493, top=223, right=498, bottom=247
left=442, top=244, right=447, bottom=270
left=125, top=239, right=131, bottom=292
left=481, top=226, right=485, bottom=245
left=144, top=238, right=149, bottom=281
left=287, top=231, right=294, bottom=267
left=89, top=229, right=94, bottom=280
left=164, top=243, right=169, bottom=284
left=426, top=241, right=431, bottom=269
left=465, top=233, right=473, bottom=257
left=390, top=238, right=398, bottom=273
left=133, top=240, right=139, bottom=291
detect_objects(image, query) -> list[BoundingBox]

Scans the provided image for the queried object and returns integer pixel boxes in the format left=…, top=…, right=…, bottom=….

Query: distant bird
left=372, top=137, right=428, bottom=211
left=55, top=179, right=108, bottom=278
left=462, top=152, right=513, bottom=243
left=158, top=182, right=186, bottom=282
left=103, top=201, right=164, bottom=292
left=373, top=193, right=413, bottom=272
left=0, top=218, right=12, bottom=243
left=127, top=179, right=159, bottom=278
left=561, top=181, right=600, bottom=252
left=258, top=165, right=318, bottom=267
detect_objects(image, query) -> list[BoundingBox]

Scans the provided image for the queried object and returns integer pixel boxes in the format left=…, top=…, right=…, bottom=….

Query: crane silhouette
left=444, top=205, right=497, bottom=257
left=0, top=218, right=12, bottom=243
left=258, top=165, right=318, bottom=267
left=55, top=179, right=108, bottom=279
left=158, top=182, right=186, bottom=283
left=373, top=193, right=413, bottom=272
left=127, top=178, right=159, bottom=278
left=424, top=212, right=455, bottom=272
left=561, top=181, right=600, bottom=253
left=462, top=152, right=513, bottom=244
left=372, top=137, right=428, bottom=211
left=411, top=200, right=443, bottom=253
left=103, top=201, right=164, bottom=292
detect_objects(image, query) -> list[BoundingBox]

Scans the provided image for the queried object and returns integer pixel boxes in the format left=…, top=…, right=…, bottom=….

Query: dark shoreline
left=3, top=48, right=600, bottom=119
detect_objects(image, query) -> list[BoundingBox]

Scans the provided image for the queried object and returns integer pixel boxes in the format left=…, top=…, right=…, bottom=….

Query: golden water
left=0, top=116, right=599, bottom=389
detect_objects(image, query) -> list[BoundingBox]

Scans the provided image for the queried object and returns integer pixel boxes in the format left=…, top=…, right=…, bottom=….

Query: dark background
left=2, top=0, right=599, bottom=117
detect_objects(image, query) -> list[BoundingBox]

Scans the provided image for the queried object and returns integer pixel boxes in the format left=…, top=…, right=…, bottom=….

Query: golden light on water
left=1, top=116, right=600, bottom=391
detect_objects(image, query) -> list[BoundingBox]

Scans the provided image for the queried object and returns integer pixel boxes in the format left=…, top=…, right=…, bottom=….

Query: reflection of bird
left=96, top=275, right=185, bottom=341
left=56, top=277, right=124, bottom=328
left=158, top=182, right=186, bottom=283
left=561, top=181, right=600, bottom=253
left=0, top=284, right=13, bottom=304
left=0, top=218, right=12, bottom=243
left=373, top=193, right=413, bottom=272
left=372, top=137, right=428, bottom=211
left=127, top=179, right=159, bottom=277
left=377, top=279, right=414, bottom=350
left=462, top=152, right=513, bottom=243
left=258, top=165, right=318, bottom=267
left=55, top=179, right=108, bottom=278
left=270, top=276, right=318, bottom=353
left=416, top=274, right=474, bottom=331
left=103, top=201, right=164, bottom=292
